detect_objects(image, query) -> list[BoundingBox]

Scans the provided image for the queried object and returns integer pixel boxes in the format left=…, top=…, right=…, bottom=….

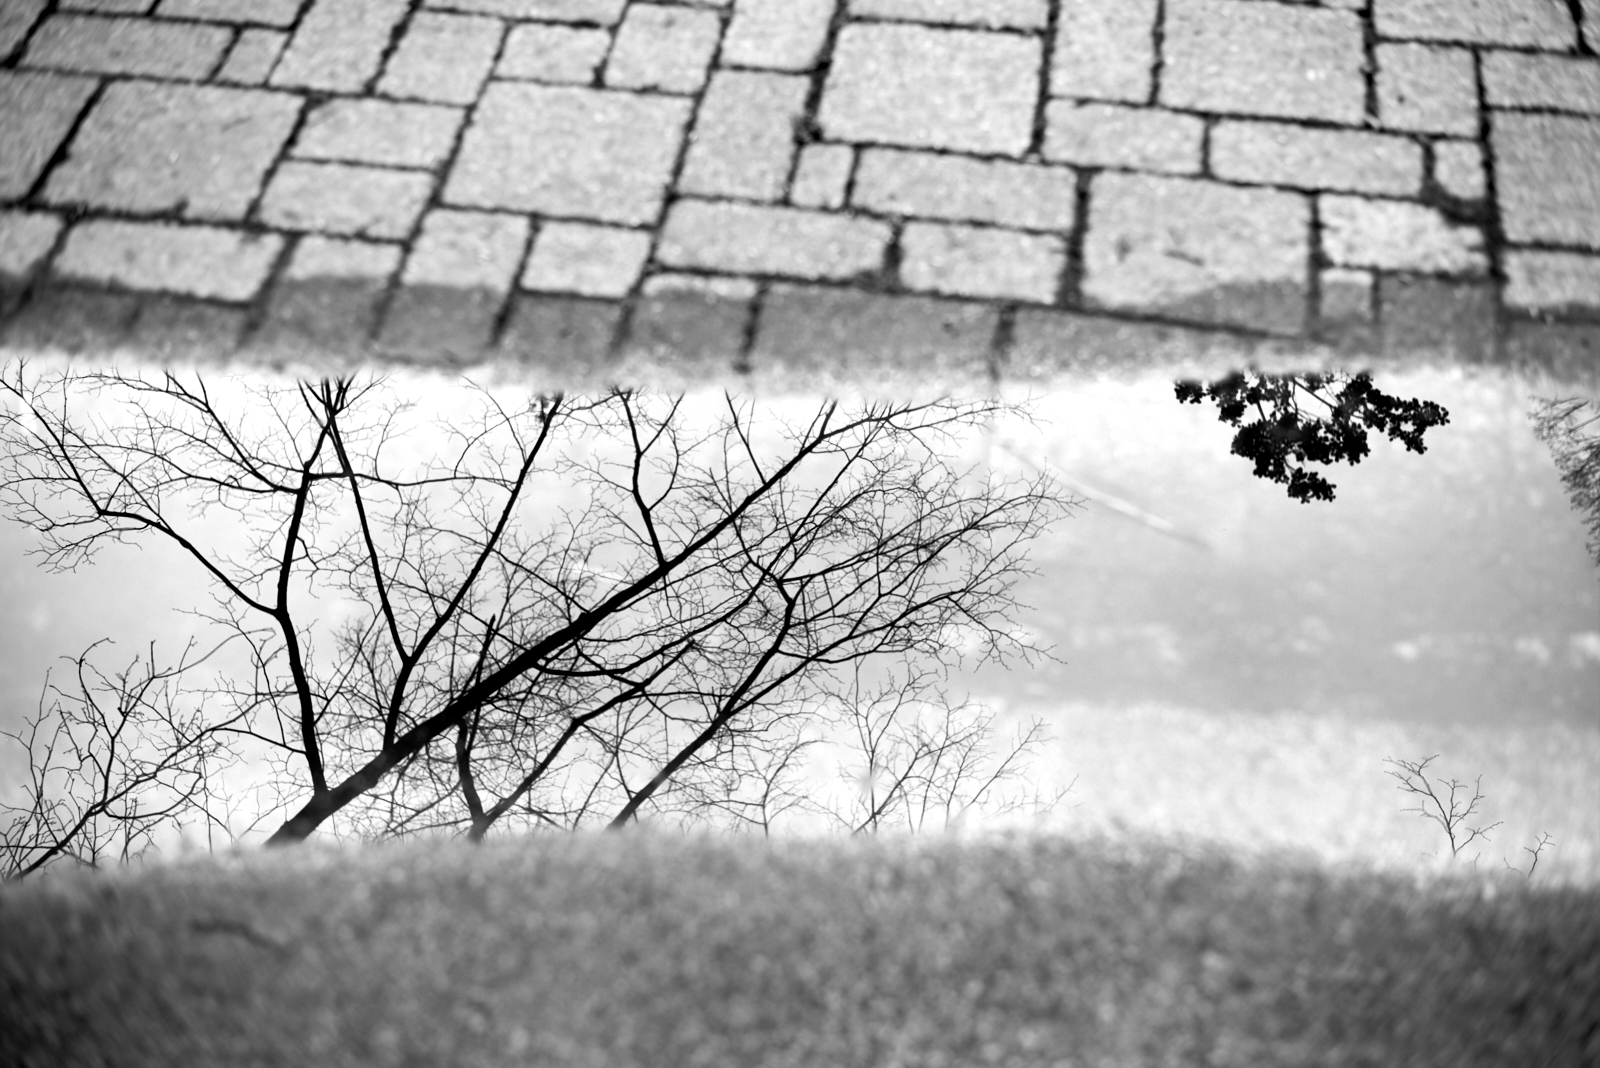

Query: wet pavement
left=0, top=0, right=1597, bottom=389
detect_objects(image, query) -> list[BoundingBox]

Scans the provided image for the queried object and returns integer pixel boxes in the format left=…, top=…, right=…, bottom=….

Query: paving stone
left=619, top=274, right=756, bottom=382
left=1505, top=319, right=1600, bottom=384
left=379, top=12, right=503, bottom=105
left=1162, top=0, right=1365, bottom=125
left=1374, top=0, right=1575, bottom=48
left=423, top=0, right=624, bottom=21
left=721, top=0, right=833, bottom=71
left=900, top=222, right=1065, bottom=304
left=497, top=24, right=611, bottom=83
left=1320, top=196, right=1487, bottom=275
left=261, top=235, right=401, bottom=352
left=258, top=161, right=433, bottom=240
left=521, top=222, right=652, bottom=297
left=1483, top=52, right=1600, bottom=114
left=1051, top=0, right=1156, bottom=103
left=59, top=0, right=155, bottom=10
left=446, top=83, right=692, bottom=226
left=1005, top=308, right=1257, bottom=380
left=1, top=287, right=140, bottom=356
left=1042, top=103, right=1202, bottom=175
left=658, top=201, right=891, bottom=279
left=44, top=82, right=301, bottom=221
left=851, top=149, right=1078, bottom=231
left=849, top=0, right=1048, bottom=29
left=605, top=4, right=720, bottom=93
left=0, top=0, right=47, bottom=59
left=499, top=295, right=624, bottom=382
left=294, top=99, right=464, bottom=169
left=53, top=220, right=282, bottom=301
left=155, top=0, right=302, bottom=24
left=1433, top=141, right=1485, bottom=201
left=1083, top=173, right=1309, bottom=334
left=1588, top=0, right=1600, bottom=51
left=790, top=144, right=855, bottom=209
left=0, top=72, right=97, bottom=200
left=271, top=0, right=411, bottom=93
left=1210, top=122, right=1422, bottom=196
left=216, top=28, right=288, bottom=84
left=23, top=14, right=231, bottom=78
left=0, top=211, right=63, bottom=291
left=1504, top=250, right=1600, bottom=313
left=750, top=285, right=997, bottom=392
left=679, top=71, right=810, bottom=201
left=1319, top=267, right=1375, bottom=323
left=381, top=211, right=530, bottom=358
left=1492, top=113, right=1600, bottom=249
left=819, top=23, right=1040, bottom=156
left=1378, top=275, right=1496, bottom=365
left=129, top=296, right=248, bottom=363
left=1374, top=43, right=1477, bottom=136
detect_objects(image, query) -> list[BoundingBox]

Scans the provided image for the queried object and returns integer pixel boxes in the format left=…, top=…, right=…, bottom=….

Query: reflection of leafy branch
left=1176, top=370, right=1450, bottom=502
left=1529, top=395, right=1600, bottom=568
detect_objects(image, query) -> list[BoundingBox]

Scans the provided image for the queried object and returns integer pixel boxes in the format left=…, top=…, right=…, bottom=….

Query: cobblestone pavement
left=1, top=0, right=1597, bottom=389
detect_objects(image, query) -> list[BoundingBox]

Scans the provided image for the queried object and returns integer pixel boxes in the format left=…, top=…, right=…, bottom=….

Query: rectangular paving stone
left=604, top=4, right=721, bottom=93
left=0, top=0, right=47, bottom=60
left=1492, top=113, right=1600, bottom=249
left=620, top=273, right=758, bottom=383
left=1051, top=0, right=1156, bottom=103
left=53, top=220, right=282, bottom=301
left=1211, top=121, right=1422, bottom=196
left=1005, top=308, right=1252, bottom=380
left=1483, top=52, right=1600, bottom=114
left=849, top=0, right=1048, bottom=29
left=658, top=201, right=891, bottom=280
left=0, top=211, right=63, bottom=287
left=215, top=28, right=288, bottom=84
left=0, top=287, right=141, bottom=357
left=294, top=99, right=463, bottom=169
left=259, top=161, right=433, bottom=239
left=499, top=294, right=624, bottom=382
left=446, top=83, right=692, bottom=226
left=1319, top=267, right=1374, bottom=325
left=1375, top=43, right=1477, bottom=135
left=851, top=149, right=1077, bottom=232
left=820, top=24, right=1040, bottom=156
left=721, top=0, right=833, bottom=71
left=1162, top=0, right=1365, bottom=125
left=1504, top=250, right=1600, bottom=313
left=900, top=222, right=1064, bottom=304
left=1374, top=0, right=1575, bottom=48
left=521, top=221, right=652, bottom=297
left=1378, top=275, right=1496, bottom=365
left=751, top=285, right=997, bottom=392
left=23, top=14, right=231, bottom=78
left=271, top=0, right=410, bottom=92
left=423, top=0, right=624, bottom=20
left=155, top=0, right=302, bottom=24
left=678, top=71, right=810, bottom=201
left=1433, top=141, right=1486, bottom=201
left=129, top=295, right=248, bottom=363
left=1042, top=103, right=1202, bottom=175
left=790, top=144, right=855, bottom=209
left=0, top=72, right=98, bottom=200
left=378, top=12, right=503, bottom=105
left=1084, top=173, right=1309, bottom=334
left=260, top=234, right=400, bottom=352
left=1320, top=195, right=1487, bottom=275
left=44, top=82, right=301, bottom=221
left=382, top=210, right=530, bottom=357
left=497, top=24, right=611, bottom=83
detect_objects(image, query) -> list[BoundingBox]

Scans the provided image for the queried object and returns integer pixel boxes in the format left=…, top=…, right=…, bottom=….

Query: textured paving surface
left=1, top=0, right=1598, bottom=388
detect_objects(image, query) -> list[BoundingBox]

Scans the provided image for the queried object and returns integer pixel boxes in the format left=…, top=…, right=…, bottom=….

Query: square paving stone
left=1374, top=0, right=1575, bottom=49
left=1083, top=173, right=1309, bottom=334
left=446, top=83, right=692, bottom=226
left=377, top=11, right=502, bottom=105
left=497, top=23, right=611, bottom=83
left=1492, top=113, right=1600, bottom=249
left=619, top=274, right=757, bottom=384
left=260, top=235, right=401, bottom=352
left=604, top=3, right=720, bottom=94
left=43, top=82, right=301, bottom=221
left=1375, top=43, right=1477, bottom=135
left=1161, top=0, right=1366, bottom=125
left=521, top=222, right=652, bottom=298
left=818, top=23, right=1041, bottom=157
left=0, top=71, right=97, bottom=200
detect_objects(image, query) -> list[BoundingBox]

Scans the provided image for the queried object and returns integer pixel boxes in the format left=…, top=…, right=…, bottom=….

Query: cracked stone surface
left=0, top=0, right=1596, bottom=389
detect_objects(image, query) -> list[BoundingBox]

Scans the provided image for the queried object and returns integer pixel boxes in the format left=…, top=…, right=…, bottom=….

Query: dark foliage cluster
left=1176, top=370, right=1451, bottom=502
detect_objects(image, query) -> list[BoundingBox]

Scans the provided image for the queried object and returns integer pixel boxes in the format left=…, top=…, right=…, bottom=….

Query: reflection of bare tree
left=1529, top=395, right=1600, bottom=568
left=0, top=365, right=1070, bottom=872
